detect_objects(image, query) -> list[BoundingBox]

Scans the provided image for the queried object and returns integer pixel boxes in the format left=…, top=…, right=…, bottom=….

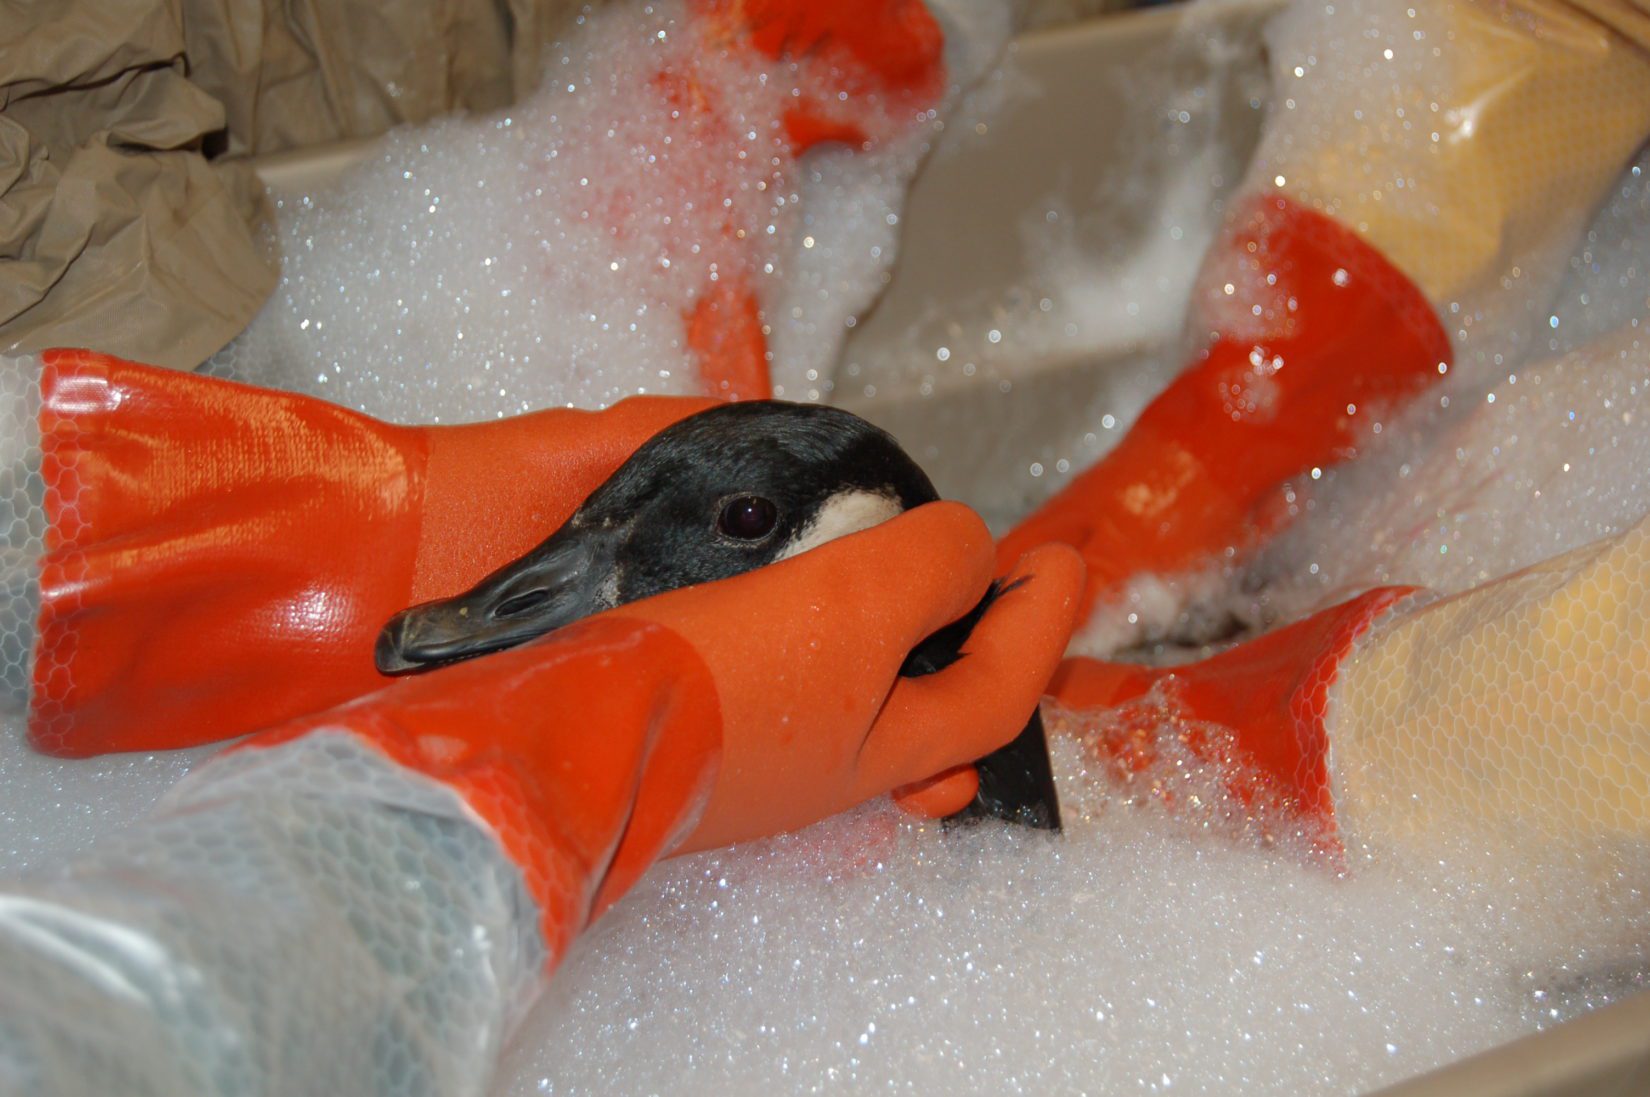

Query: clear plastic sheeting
left=1241, top=0, right=1650, bottom=383
left=0, top=732, right=545, bottom=1097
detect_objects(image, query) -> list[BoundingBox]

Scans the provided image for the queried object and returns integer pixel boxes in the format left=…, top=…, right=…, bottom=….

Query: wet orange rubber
left=685, top=280, right=773, bottom=401
left=608, top=504, right=1083, bottom=852
left=243, top=615, right=722, bottom=961
left=1050, top=585, right=1416, bottom=836
left=890, top=763, right=981, bottom=817
left=997, top=197, right=1451, bottom=621
left=32, top=349, right=712, bottom=757
left=696, top=0, right=946, bottom=151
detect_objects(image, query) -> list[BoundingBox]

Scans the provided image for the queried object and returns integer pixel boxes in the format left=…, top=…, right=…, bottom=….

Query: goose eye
left=718, top=496, right=778, bottom=541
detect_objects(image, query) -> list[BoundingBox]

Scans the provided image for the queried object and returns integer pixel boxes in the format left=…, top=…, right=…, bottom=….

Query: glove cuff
left=240, top=614, right=723, bottom=962
left=999, top=195, right=1449, bottom=619
left=31, top=350, right=425, bottom=755
left=1052, top=585, right=1415, bottom=846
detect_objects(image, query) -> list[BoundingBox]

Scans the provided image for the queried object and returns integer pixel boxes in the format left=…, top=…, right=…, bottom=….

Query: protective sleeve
left=0, top=733, right=547, bottom=1097
left=1328, top=512, right=1650, bottom=858
left=0, top=608, right=723, bottom=1095
left=1561, top=0, right=1650, bottom=56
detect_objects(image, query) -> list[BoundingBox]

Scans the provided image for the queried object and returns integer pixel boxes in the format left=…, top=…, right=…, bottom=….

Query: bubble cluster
left=205, top=0, right=1011, bottom=424
left=495, top=729, right=1620, bottom=1096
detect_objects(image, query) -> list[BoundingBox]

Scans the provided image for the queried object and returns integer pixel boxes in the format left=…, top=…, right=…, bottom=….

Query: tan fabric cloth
left=0, top=0, right=582, bottom=369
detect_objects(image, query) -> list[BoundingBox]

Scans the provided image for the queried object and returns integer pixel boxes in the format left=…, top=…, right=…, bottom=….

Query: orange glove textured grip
left=997, top=197, right=1450, bottom=622
left=1050, top=585, right=1414, bottom=839
left=33, top=348, right=712, bottom=757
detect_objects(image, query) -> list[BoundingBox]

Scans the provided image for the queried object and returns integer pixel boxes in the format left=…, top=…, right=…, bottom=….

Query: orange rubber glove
left=1048, top=585, right=1414, bottom=848
left=243, top=502, right=1083, bottom=957
left=996, top=197, right=1450, bottom=623
left=669, top=0, right=947, bottom=399
left=33, top=348, right=714, bottom=757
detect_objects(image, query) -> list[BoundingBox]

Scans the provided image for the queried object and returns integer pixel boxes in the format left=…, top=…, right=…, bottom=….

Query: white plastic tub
left=231, top=3, right=1650, bottom=1093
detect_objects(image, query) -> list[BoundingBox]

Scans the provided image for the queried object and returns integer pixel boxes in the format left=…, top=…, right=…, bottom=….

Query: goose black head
left=376, top=400, right=940, bottom=673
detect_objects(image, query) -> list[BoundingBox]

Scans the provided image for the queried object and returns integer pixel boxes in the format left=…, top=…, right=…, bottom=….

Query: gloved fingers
left=775, top=500, right=1000, bottom=661
left=836, top=501, right=1003, bottom=657
left=891, top=764, right=980, bottom=818
left=859, top=543, right=1083, bottom=797
left=613, top=501, right=1000, bottom=853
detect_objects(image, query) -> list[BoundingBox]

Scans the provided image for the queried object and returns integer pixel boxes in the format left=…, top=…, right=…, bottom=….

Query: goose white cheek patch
left=773, top=490, right=906, bottom=562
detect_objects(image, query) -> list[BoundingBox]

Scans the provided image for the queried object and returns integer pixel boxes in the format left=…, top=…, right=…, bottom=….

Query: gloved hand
left=1055, top=509, right=1650, bottom=864
left=996, top=197, right=1449, bottom=622
left=0, top=503, right=1077, bottom=1097
left=33, top=348, right=714, bottom=756
left=1048, top=585, right=1414, bottom=846
left=610, top=503, right=1083, bottom=849
left=243, top=502, right=1083, bottom=954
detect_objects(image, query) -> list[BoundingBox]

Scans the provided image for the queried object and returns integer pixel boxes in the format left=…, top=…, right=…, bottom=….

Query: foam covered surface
left=206, top=0, right=1010, bottom=421
left=496, top=728, right=1643, bottom=1096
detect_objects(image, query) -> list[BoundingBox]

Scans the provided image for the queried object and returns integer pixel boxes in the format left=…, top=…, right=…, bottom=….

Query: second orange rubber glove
left=1048, top=585, right=1414, bottom=849
left=243, top=503, right=1083, bottom=955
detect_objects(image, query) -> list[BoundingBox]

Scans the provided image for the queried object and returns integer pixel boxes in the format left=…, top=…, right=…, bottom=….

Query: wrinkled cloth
left=0, top=0, right=585, bottom=368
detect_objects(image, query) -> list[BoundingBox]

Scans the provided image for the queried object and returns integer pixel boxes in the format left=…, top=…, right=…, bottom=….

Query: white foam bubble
left=497, top=719, right=1640, bottom=1096
left=207, top=0, right=1008, bottom=423
left=0, top=712, right=211, bottom=875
